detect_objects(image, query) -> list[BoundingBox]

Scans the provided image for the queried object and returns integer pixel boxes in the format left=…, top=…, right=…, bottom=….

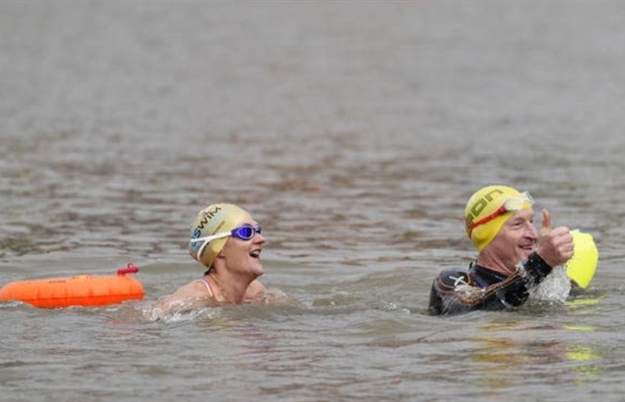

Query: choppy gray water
left=2, top=1, right=625, bottom=401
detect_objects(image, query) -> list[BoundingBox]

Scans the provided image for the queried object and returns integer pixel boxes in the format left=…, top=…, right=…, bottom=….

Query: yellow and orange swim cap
left=464, top=185, right=533, bottom=251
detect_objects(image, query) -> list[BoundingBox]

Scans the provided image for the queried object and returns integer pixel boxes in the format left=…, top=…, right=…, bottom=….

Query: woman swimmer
left=155, top=203, right=269, bottom=314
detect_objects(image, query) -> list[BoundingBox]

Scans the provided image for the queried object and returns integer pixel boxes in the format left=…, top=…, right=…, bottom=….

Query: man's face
left=486, top=208, right=538, bottom=269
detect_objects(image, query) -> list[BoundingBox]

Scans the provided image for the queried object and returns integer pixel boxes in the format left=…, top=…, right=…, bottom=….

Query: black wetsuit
left=428, top=252, right=553, bottom=315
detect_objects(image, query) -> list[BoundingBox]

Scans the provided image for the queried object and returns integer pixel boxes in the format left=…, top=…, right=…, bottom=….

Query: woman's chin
left=249, top=261, right=264, bottom=277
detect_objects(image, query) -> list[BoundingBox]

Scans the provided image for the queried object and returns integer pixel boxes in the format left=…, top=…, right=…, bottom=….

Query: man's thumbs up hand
left=536, top=208, right=574, bottom=268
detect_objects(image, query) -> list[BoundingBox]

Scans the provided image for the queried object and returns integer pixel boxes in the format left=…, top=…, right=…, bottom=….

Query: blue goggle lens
left=231, top=224, right=261, bottom=240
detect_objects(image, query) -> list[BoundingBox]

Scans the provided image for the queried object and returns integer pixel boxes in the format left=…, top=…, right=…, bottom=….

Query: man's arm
left=429, top=252, right=553, bottom=315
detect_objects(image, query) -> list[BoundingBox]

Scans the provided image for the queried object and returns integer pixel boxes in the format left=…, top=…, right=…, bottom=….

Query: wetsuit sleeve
left=428, top=252, right=553, bottom=315
left=428, top=269, right=476, bottom=316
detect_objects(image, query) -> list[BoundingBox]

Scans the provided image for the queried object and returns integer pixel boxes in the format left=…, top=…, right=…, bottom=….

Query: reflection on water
left=567, top=346, right=602, bottom=384
left=2, top=1, right=625, bottom=401
left=470, top=320, right=603, bottom=392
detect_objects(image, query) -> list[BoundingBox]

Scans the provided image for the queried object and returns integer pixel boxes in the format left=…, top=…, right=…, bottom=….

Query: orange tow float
left=0, top=264, right=144, bottom=308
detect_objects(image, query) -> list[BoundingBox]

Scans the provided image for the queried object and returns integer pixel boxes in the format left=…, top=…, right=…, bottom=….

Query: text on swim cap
left=197, top=206, right=222, bottom=230
left=465, top=188, right=504, bottom=226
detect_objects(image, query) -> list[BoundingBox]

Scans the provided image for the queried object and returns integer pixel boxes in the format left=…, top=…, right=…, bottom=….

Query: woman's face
left=218, top=218, right=266, bottom=279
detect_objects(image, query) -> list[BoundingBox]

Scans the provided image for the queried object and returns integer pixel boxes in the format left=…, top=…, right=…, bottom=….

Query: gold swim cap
left=464, top=185, right=533, bottom=251
left=188, top=203, right=251, bottom=268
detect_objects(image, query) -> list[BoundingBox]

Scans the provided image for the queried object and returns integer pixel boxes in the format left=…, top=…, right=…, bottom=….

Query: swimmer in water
left=428, top=185, right=574, bottom=315
left=155, top=203, right=270, bottom=314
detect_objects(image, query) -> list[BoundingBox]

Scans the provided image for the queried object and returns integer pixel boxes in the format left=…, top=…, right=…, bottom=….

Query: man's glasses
left=467, top=192, right=534, bottom=235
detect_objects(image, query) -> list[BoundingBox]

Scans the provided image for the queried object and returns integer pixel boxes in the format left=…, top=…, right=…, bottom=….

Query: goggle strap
left=189, top=232, right=232, bottom=244
left=194, top=232, right=231, bottom=260
left=467, top=205, right=507, bottom=235
left=191, top=225, right=261, bottom=259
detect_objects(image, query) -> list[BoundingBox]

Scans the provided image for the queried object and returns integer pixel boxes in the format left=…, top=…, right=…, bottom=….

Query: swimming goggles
left=190, top=224, right=262, bottom=257
left=467, top=192, right=534, bottom=234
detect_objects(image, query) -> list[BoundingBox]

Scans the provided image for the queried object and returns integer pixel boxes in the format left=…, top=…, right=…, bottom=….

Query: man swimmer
left=428, top=185, right=574, bottom=315
left=155, top=203, right=268, bottom=313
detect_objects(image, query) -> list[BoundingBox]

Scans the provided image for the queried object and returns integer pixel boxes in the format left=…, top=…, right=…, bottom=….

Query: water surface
left=2, top=1, right=625, bottom=401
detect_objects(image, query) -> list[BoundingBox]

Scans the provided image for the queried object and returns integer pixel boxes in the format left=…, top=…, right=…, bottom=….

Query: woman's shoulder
left=170, top=278, right=213, bottom=299
left=153, top=278, right=214, bottom=314
left=243, top=280, right=266, bottom=303
left=244, top=280, right=294, bottom=305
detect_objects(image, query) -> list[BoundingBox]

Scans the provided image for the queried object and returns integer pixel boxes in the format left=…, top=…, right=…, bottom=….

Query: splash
left=144, top=305, right=220, bottom=322
left=142, top=297, right=221, bottom=322
left=529, top=267, right=571, bottom=303
left=0, top=300, right=24, bottom=309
